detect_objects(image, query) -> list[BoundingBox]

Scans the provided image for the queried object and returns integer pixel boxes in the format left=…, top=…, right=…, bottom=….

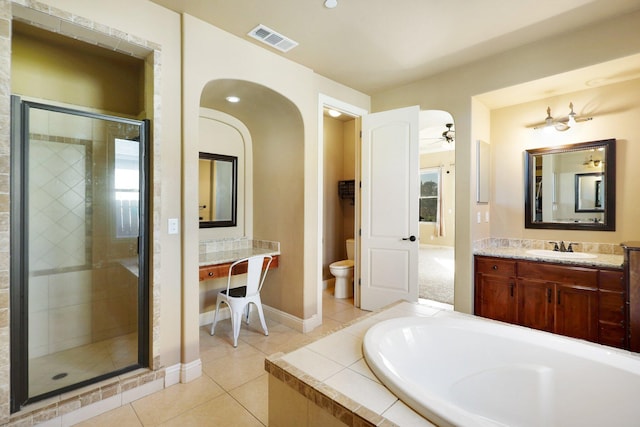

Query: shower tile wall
left=27, top=112, right=137, bottom=359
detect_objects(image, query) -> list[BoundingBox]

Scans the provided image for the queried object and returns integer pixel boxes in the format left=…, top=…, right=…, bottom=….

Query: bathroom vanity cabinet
left=475, top=256, right=626, bottom=349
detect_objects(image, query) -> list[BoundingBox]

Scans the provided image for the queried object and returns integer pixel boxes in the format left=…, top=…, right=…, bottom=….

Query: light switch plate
left=168, top=218, right=179, bottom=235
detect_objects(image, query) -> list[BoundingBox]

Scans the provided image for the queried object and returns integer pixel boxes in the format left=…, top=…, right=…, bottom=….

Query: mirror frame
left=199, top=152, right=238, bottom=228
left=524, top=139, right=616, bottom=231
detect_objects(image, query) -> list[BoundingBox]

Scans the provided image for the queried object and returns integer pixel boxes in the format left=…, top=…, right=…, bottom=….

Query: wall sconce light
left=532, top=102, right=592, bottom=132
left=583, top=155, right=603, bottom=168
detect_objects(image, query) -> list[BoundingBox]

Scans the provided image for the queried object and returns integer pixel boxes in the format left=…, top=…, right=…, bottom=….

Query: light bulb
left=543, top=106, right=554, bottom=133
left=567, top=102, right=577, bottom=127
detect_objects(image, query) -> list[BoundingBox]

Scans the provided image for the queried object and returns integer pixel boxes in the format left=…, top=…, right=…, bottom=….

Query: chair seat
left=221, top=286, right=247, bottom=298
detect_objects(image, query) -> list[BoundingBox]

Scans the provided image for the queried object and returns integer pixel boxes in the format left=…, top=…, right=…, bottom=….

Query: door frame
left=9, top=96, right=151, bottom=411
left=317, top=94, right=367, bottom=322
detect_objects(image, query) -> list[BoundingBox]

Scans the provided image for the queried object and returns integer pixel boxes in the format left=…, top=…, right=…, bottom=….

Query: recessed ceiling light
left=324, top=0, right=338, bottom=8
left=226, top=96, right=240, bottom=103
left=328, top=109, right=341, bottom=118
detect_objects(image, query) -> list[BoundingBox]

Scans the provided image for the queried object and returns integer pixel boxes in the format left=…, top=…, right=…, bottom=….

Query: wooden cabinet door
left=477, top=274, right=517, bottom=323
left=518, top=279, right=554, bottom=333
left=598, top=269, right=626, bottom=349
left=555, top=285, right=598, bottom=341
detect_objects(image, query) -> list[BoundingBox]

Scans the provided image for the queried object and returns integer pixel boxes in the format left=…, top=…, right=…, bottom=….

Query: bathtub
left=363, top=312, right=640, bottom=427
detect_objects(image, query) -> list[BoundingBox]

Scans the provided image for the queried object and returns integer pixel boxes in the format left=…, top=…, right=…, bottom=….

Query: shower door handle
left=402, top=236, right=417, bottom=242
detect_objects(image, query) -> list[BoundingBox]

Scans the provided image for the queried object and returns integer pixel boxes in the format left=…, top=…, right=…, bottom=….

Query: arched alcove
left=198, top=79, right=307, bottom=318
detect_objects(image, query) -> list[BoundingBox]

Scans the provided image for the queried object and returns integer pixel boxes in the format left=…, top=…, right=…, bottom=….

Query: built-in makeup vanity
left=198, top=238, right=280, bottom=279
left=474, top=240, right=626, bottom=349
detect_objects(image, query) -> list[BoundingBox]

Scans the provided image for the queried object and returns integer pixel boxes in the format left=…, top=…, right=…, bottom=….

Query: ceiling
left=150, top=0, right=640, bottom=95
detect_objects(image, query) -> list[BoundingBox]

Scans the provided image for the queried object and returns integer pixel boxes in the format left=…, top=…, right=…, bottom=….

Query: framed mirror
left=199, top=152, right=237, bottom=228
left=524, top=139, right=615, bottom=231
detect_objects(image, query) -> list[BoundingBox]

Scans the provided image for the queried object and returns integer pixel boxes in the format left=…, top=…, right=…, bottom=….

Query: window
left=420, top=168, right=440, bottom=223
left=114, top=138, right=140, bottom=238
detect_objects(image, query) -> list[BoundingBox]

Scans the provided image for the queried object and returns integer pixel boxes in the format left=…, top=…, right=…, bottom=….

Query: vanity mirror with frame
left=524, top=139, right=615, bottom=231
left=199, top=152, right=237, bottom=228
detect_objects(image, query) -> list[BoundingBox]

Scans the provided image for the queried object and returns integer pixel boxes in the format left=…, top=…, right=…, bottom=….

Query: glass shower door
left=10, top=97, right=149, bottom=409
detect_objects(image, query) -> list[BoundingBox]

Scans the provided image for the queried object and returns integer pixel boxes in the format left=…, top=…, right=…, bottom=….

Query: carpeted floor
left=419, top=245, right=454, bottom=305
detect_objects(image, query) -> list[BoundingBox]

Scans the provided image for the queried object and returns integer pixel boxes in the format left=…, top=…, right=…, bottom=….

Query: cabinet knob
left=208, top=271, right=214, bottom=277
left=492, top=265, right=498, bottom=270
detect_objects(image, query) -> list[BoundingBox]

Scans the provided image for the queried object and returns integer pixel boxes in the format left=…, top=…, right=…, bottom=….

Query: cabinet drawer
left=199, top=264, right=228, bottom=281
left=599, top=269, right=625, bottom=292
left=599, top=291, right=625, bottom=323
left=476, top=257, right=516, bottom=277
left=517, top=261, right=598, bottom=287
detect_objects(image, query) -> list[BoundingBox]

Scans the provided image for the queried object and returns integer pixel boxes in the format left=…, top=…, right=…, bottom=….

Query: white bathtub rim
left=363, top=312, right=640, bottom=427
left=363, top=316, right=496, bottom=427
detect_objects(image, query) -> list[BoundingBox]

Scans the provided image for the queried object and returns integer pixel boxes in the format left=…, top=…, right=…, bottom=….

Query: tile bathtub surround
left=266, top=301, right=444, bottom=427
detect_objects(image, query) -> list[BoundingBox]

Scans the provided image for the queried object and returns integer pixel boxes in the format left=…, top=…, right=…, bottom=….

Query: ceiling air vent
left=248, top=24, right=298, bottom=53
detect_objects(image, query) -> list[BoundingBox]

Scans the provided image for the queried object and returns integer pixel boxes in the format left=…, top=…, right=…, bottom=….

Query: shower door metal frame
left=9, top=96, right=151, bottom=412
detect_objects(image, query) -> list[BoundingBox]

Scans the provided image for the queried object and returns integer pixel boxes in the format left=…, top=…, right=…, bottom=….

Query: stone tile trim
left=10, top=0, right=161, bottom=57
left=199, top=237, right=280, bottom=255
left=264, top=302, right=404, bottom=427
left=7, top=368, right=165, bottom=426
left=473, top=237, right=625, bottom=256
left=265, top=359, right=382, bottom=427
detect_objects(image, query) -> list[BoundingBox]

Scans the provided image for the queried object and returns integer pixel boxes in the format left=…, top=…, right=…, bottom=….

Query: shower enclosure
left=10, top=97, right=150, bottom=411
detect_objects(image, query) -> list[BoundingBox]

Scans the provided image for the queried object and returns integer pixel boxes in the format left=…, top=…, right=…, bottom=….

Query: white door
left=360, top=106, right=419, bottom=311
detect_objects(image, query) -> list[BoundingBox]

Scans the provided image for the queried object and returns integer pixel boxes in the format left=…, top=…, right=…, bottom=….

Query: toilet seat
left=330, top=260, right=354, bottom=269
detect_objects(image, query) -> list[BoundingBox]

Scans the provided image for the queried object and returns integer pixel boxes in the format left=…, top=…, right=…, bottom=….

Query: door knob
left=402, top=235, right=417, bottom=242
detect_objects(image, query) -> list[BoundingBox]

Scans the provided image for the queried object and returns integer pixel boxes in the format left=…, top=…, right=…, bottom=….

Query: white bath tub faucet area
left=363, top=313, right=640, bottom=427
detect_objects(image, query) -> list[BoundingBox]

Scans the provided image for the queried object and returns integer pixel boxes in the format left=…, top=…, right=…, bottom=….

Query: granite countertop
left=198, top=247, right=280, bottom=267
left=474, top=247, right=623, bottom=269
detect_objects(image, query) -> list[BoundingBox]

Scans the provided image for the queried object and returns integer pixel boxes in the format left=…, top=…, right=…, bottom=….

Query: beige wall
left=490, top=77, right=640, bottom=243
left=419, top=150, right=455, bottom=247
left=11, top=24, right=144, bottom=116
left=372, top=9, right=640, bottom=314
left=198, top=109, right=250, bottom=239
left=322, top=117, right=356, bottom=281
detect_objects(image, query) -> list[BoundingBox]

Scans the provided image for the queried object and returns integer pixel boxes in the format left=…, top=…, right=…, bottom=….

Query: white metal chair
left=210, top=254, right=273, bottom=347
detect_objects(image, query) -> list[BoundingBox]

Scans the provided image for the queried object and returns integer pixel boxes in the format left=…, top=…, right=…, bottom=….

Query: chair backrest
left=228, top=254, right=273, bottom=296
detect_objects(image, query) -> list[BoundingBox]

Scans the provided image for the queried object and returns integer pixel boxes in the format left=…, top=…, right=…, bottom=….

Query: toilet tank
left=346, top=238, right=355, bottom=260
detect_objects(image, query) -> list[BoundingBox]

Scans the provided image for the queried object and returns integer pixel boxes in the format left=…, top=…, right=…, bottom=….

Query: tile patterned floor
left=30, top=333, right=138, bottom=397
left=74, top=289, right=367, bottom=426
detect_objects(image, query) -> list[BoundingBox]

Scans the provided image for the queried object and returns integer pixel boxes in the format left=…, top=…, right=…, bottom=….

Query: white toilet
left=329, top=238, right=355, bottom=299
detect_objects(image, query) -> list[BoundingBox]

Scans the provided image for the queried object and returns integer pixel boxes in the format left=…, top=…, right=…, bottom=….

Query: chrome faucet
left=559, top=241, right=567, bottom=252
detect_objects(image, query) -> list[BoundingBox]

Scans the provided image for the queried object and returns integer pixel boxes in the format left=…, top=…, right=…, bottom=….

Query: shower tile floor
left=73, top=290, right=367, bottom=426
left=29, top=333, right=138, bottom=398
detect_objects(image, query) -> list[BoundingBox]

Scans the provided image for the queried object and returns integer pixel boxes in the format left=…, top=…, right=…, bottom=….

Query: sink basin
left=526, top=249, right=597, bottom=259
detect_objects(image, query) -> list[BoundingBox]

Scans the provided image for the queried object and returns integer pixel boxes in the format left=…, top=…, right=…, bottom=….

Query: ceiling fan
left=420, top=123, right=455, bottom=145
left=441, top=123, right=455, bottom=143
